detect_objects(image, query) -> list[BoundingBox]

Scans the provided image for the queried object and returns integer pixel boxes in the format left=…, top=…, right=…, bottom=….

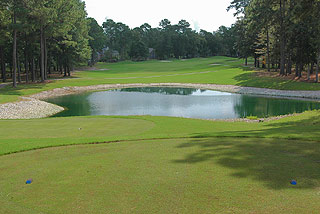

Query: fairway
left=1, top=57, right=320, bottom=213
left=1, top=138, right=320, bottom=214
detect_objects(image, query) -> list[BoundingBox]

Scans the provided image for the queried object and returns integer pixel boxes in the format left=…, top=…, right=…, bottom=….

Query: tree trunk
left=24, top=48, right=29, bottom=83
left=64, top=64, right=67, bottom=77
left=59, top=63, right=62, bottom=74
left=0, top=46, right=6, bottom=82
left=245, top=57, right=247, bottom=66
left=267, top=28, right=271, bottom=72
left=316, top=50, right=320, bottom=83
left=40, top=25, right=45, bottom=82
left=310, top=62, right=314, bottom=74
left=279, top=0, right=286, bottom=76
left=295, top=63, right=299, bottom=77
left=254, top=55, right=257, bottom=67
left=67, top=65, right=71, bottom=77
left=12, top=11, right=17, bottom=88
left=299, top=63, right=303, bottom=78
left=31, top=57, right=35, bottom=82
left=44, top=34, right=48, bottom=80
left=307, top=64, right=310, bottom=81
left=286, top=51, right=292, bottom=75
left=17, top=54, right=21, bottom=83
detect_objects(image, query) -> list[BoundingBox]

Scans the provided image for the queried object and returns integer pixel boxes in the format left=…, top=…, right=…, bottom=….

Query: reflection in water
left=46, top=87, right=320, bottom=119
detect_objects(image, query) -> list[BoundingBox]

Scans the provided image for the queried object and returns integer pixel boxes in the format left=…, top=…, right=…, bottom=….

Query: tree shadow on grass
left=192, top=111, right=320, bottom=141
left=172, top=137, right=320, bottom=190
left=233, top=71, right=320, bottom=90
left=172, top=114, right=320, bottom=189
left=0, top=83, right=50, bottom=96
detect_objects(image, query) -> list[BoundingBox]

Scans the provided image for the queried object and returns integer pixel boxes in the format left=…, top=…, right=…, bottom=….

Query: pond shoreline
left=1, top=83, right=320, bottom=119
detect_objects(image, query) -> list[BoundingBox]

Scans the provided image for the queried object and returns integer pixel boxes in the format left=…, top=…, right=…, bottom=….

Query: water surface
left=46, top=87, right=320, bottom=119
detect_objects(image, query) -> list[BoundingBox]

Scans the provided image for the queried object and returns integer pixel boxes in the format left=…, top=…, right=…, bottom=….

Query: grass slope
left=1, top=56, right=320, bottom=104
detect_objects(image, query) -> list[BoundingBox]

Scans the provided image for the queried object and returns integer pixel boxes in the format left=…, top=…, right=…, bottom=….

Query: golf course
left=1, top=57, right=320, bottom=213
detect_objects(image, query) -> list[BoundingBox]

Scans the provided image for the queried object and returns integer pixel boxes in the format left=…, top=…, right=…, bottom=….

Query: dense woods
left=0, top=0, right=91, bottom=87
left=1, top=0, right=320, bottom=88
left=99, top=19, right=237, bottom=62
left=229, top=0, right=320, bottom=82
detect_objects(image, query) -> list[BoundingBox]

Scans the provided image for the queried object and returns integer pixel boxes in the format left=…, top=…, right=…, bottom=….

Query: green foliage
left=232, top=0, right=320, bottom=78
left=88, top=17, right=106, bottom=64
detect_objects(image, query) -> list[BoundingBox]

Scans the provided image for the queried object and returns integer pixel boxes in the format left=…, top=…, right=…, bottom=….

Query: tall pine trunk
left=279, top=0, right=286, bottom=75
left=286, top=52, right=292, bottom=75
left=40, top=25, right=45, bottom=82
left=295, top=63, right=299, bottom=77
left=267, top=28, right=271, bottom=72
left=12, top=11, right=17, bottom=88
left=0, top=46, right=5, bottom=82
left=24, top=48, right=28, bottom=83
left=44, top=34, right=48, bottom=80
left=17, top=54, right=21, bottom=83
left=31, top=57, right=35, bottom=82
left=299, top=63, right=303, bottom=78
left=25, top=34, right=28, bottom=83
left=307, top=64, right=310, bottom=81
left=254, top=55, right=257, bottom=67
left=316, top=50, right=320, bottom=83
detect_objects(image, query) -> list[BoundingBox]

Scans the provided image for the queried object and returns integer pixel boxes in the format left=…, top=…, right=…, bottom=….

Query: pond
left=46, top=87, right=320, bottom=119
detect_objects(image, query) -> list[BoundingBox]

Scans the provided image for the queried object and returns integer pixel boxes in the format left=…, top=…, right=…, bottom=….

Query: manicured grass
left=1, top=137, right=320, bottom=213
left=1, top=110, right=320, bottom=156
left=1, top=56, right=320, bottom=104
left=1, top=56, right=320, bottom=213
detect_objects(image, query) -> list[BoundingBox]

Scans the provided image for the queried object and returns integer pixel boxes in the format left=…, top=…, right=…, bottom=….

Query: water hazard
left=46, top=87, right=320, bottom=119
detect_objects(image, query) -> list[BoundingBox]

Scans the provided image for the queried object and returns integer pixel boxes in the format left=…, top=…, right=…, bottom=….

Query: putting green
left=0, top=138, right=319, bottom=213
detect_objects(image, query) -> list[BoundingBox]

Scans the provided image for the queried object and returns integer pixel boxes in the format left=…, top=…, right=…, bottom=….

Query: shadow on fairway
left=173, top=116, right=320, bottom=190
left=173, top=137, right=320, bottom=190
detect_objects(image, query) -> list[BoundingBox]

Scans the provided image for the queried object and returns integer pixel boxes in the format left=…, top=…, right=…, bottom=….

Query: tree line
left=229, top=0, right=320, bottom=82
left=0, top=0, right=91, bottom=87
left=94, top=18, right=237, bottom=62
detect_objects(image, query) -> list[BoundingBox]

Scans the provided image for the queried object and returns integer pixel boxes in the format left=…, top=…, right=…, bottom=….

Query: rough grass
left=1, top=56, right=320, bottom=104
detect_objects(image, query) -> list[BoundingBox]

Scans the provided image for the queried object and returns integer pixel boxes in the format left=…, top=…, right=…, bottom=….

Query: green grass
left=0, top=111, right=320, bottom=213
left=1, top=56, right=320, bottom=213
left=1, top=56, right=320, bottom=104
left=1, top=110, right=320, bottom=156
left=1, top=137, right=320, bottom=213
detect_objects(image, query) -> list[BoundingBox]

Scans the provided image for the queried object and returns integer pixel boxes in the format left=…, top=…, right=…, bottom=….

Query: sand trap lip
left=160, top=60, right=172, bottom=63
